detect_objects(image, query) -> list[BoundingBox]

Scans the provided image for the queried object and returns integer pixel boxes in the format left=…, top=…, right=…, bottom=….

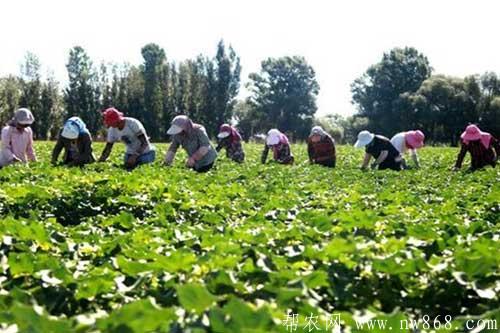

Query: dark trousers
left=317, top=159, right=336, bottom=168
left=379, top=158, right=402, bottom=171
left=195, top=162, right=214, bottom=173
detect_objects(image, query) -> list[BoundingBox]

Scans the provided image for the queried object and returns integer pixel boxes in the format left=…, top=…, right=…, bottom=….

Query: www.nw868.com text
left=282, top=313, right=498, bottom=332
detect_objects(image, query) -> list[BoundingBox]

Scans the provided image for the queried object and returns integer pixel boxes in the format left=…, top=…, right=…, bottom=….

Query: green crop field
left=0, top=142, right=498, bottom=332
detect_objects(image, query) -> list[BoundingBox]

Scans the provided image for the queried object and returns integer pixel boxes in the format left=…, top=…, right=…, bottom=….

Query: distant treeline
left=0, top=43, right=499, bottom=144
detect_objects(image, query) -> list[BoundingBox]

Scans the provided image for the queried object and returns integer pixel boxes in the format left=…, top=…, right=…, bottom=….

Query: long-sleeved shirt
left=390, top=132, right=418, bottom=157
left=455, top=137, right=500, bottom=170
left=167, top=125, right=217, bottom=169
left=0, top=125, right=36, bottom=167
left=307, top=135, right=336, bottom=165
left=52, top=131, right=96, bottom=166
left=261, top=142, right=294, bottom=164
left=216, top=137, right=245, bottom=163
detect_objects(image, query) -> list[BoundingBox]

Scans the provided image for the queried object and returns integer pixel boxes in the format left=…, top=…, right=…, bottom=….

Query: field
left=0, top=142, right=498, bottom=333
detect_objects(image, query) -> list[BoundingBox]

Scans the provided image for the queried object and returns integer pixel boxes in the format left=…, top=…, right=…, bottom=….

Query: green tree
left=19, top=52, right=44, bottom=138
left=313, top=114, right=345, bottom=143
left=480, top=96, right=500, bottom=137
left=0, top=76, right=22, bottom=126
left=351, top=47, right=432, bottom=135
left=478, top=72, right=500, bottom=136
left=99, top=62, right=113, bottom=109
left=40, top=73, right=63, bottom=139
left=64, top=46, right=101, bottom=133
left=212, top=40, right=241, bottom=136
left=409, top=75, right=480, bottom=145
left=247, top=56, right=319, bottom=139
left=141, top=43, right=166, bottom=140
left=124, top=65, right=145, bottom=122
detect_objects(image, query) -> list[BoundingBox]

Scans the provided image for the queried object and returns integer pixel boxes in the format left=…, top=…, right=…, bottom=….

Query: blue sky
left=1, top=0, right=499, bottom=116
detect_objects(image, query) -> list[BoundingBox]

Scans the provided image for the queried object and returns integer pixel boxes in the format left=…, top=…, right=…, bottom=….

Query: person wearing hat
left=215, top=124, right=245, bottom=163
left=307, top=126, right=336, bottom=167
left=354, top=130, right=402, bottom=171
left=0, top=108, right=37, bottom=168
left=453, top=124, right=500, bottom=171
left=98, top=107, right=155, bottom=169
left=390, top=130, right=425, bottom=169
left=164, top=115, right=217, bottom=172
left=262, top=129, right=294, bottom=165
left=51, top=116, right=96, bottom=166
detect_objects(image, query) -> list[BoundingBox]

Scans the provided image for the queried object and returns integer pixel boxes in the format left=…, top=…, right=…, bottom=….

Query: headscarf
left=218, top=124, right=242, bottom=143
left=461, top=124, right=492, bottom=148
left=310, top=126, right=327, bottom=138
left=266, top=129, right=289, bottom=146
left=8, top=108, right=35, bottom=126
left=62, top=117, right=90, bottom=139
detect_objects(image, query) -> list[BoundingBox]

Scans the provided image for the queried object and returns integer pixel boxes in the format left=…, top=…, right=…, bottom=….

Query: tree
left=247, top=56, right=319, bottom=140
left=233, top=99, right=263, bottom=140
left=478, top=72, right=500, bottom=137
left=19, top=52, right=44, bottom=138
left=212, top=40, right=241, bottom=136
left=64, top=46, right=101, bottom=133
left=408, top=75, right=480, bottom=145
left=99, top=62, right=113, bottom=109
left=40, top=73, right=63, bottom=139
left=141, top=43, right=166, bottom=140
left=480, top=96, right=500, bottom=137
left=351, top=47, right=432, bottom=135
left=313, top=114, right=345, bottom=143
left=0, top=76, right=22, bottom=126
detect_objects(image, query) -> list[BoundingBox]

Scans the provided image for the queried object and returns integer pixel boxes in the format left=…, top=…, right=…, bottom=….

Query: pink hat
left=461, top=124, right=492, bottom=148
left=102, top=107, right=124, bottom=127
left=405, top=130, right=425, bottom=149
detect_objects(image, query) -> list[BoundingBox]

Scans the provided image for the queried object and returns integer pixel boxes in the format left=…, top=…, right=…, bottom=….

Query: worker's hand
left=186, top=157, right=196, bottom=168
left=126, top=155, right=138, bottom=168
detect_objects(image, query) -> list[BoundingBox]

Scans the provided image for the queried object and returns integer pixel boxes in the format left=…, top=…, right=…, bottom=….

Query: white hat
left=217, top=131, right=230, bottom=139
left=61, top=123, right=80, bottom=139
left=354, top=130, right=375, bottom=148
left=14, top=108, right=35, bottom=125
left=266, top=129, right=281, bottom=145
left=167, top=124, right=183, bottom=135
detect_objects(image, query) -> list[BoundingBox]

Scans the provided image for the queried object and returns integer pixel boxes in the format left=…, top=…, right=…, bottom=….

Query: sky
left=1, top=0, right=499, bottom=116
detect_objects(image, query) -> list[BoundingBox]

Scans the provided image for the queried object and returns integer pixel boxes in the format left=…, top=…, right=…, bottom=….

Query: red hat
left=102, top=107, right=124, bottom=127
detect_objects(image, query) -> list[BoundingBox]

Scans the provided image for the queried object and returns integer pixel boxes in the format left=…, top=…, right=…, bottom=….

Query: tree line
left=349, top=47, right=500, bottom=145
left=0, top=43, right=499, bottom=144
left=0, top=40, right=242, bottom=141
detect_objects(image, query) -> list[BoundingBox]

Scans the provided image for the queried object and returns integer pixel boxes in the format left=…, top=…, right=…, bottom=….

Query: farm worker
left=215, top=124, right=245, bottom=163
left=453, top=124, right=500, bottom=171
left=354, top=130, right=402, bottom=171
left=51, top=117, right=96, bottom=166
left=165, top=115, right=217, bottom=172
left=390, top=130, right=425, bottom=169
left=261, top=129, right=294, bottom=164
left=307, top=126, right=336, bottom=167
left=98, top=107, right=155, bottom=170
left=0, top=108, right=37, bottom=168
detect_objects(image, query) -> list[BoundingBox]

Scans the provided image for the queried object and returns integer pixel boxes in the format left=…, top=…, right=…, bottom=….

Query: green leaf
left=176, top=283, right=216, bottom=314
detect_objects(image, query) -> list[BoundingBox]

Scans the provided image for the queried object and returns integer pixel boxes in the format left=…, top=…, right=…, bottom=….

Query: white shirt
left=391, top=132, right=416, bottom=156
left=107, top=117, right=152, bottom=155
